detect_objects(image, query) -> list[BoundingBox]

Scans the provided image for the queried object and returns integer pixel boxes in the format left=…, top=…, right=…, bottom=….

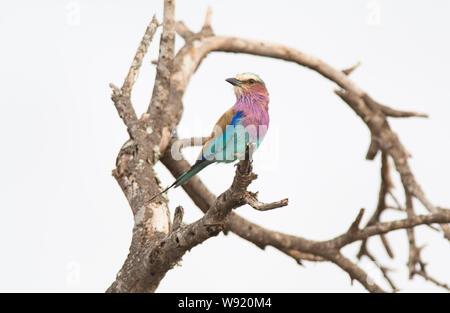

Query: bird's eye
left=248, top=79, right=255, bottom=84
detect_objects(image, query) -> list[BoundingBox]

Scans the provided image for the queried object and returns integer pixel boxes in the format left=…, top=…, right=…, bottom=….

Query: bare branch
left=414, top=271, right=450, bottom=292
left=347, top=208, right=365, bottom=233
left=388, top=190, right=402, bottom=209
left=109, top=17, right=159, bottom=138
left=328, top=251, right=385, bottom=293
left=122, top=15, right=159, bottom=97
left=108, top=155, right=261, bottom=292
left=328, top=210, right=450, bottom=249
left=281, top=249, right=326, bottom=263
left=175, top=21, right=194, bottom=41
left=244, top=192, right=288, bottom=211
left=379, top=234, right=394, bottom=259
left=161, top=148, right=450, bottom=292
left=364, top=94, right=429, bottom=119
left=203, top=6, right=213, bottom=29
left=148, top=0, right=175, bottom=114
left=357, top=153, right=394, bottom=259
left=362, top=247, right=398, bottom=292
left=335, top=90, right=450, bottom=240
left=405, top=190, right=421, bottom=278
left=108, top=0, right=177, bottom=293
left=109, top=83, right=139, bottom=138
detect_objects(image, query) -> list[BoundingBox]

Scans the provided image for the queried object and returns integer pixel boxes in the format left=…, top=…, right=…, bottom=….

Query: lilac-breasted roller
left=151, top=73, right=269, bottom=201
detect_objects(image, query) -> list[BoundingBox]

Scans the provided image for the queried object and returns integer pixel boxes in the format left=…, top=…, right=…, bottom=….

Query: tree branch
left=148, top=0, right=175, bottom=114
left=326, top=210, right=450, bottom=249
left=123, top=15, right=159, bottom=97
left=358, top=153, right=395, bottom=263
left=244, top=192, right=289, bottom=211
left=107, top=0, right=177, bottom=293
left=335, top=90, right=450, bottom=240
left=161, top=148, right=450, bottom=292
left=342, top=61, right=361, bottom=75
left=108, top=150, right=286, bottom=292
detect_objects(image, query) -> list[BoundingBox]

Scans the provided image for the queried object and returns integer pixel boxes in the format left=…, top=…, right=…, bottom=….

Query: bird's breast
left=241, top=109, right=269, bottom=143
left=233, top=96, right=270, bottom=143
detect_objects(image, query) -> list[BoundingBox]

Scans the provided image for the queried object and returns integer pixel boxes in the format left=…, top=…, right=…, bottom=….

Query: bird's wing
left=210, top=107, right=236, bottom=139
left=196, top=108, right=245, bottom=162
left=151, top=109, right=246, bottom=195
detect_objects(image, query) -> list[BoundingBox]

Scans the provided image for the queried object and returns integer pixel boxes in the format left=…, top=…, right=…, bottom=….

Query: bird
left=150, top=72, right=270, bottom=201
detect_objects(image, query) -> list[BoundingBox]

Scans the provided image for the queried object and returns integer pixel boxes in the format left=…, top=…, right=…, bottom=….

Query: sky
left=0, top=0, right=449, bottom=292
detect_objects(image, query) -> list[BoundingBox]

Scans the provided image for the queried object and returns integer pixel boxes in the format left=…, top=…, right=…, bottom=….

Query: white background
left=0, top=0, right=449, bottom=292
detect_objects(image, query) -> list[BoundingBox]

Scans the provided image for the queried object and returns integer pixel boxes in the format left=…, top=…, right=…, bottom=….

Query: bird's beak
left=225, top=78, right=242, bottom=87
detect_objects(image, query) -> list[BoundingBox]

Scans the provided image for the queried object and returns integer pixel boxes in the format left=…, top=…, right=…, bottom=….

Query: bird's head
left=226, top=73, right=268, bottom=100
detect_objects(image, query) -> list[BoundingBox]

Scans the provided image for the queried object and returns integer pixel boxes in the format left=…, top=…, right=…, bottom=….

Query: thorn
left=203, top=6, right=213, bottom=27
left=342, top=61, right=361, bottom=75
left=348, top=208, right=365, bottom=233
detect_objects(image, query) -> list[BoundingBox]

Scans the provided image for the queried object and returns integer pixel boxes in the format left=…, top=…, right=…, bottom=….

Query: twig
left=362, top=247, right=398, bottom=292
left=363, top=94, right=429, bottom=119
left=175, top=21, right=194, bottom=40
left=348, top=208, right=365, bottom=233
left=147, top=0, right=175, bottom=114
left=328, top=210, right=450, bottom=248
left=244, top=192, right=288, bottom=211
left=342, top=61, right=361, bottom=75
left=357, top=153, right=394, bottom=260
left=109, top=17, right=159, bottom=138
left=203, top=6, right=212, bottom=28
left=109, top=83, right=139, bottom=138
left=388, top=190, right=402, bottom=209
left=122, top=16, right=159, bottom=97
left=330, top=251, right=385, bottom=293
left=414, top=271, right=450, bottom=291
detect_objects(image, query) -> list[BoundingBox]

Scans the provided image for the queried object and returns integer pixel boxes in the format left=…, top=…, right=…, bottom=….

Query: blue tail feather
left=149, top=159, right=213, bottom=201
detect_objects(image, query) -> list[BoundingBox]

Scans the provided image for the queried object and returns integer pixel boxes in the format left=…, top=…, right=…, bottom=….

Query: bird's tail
left=149, top=160, right=213, bottom=202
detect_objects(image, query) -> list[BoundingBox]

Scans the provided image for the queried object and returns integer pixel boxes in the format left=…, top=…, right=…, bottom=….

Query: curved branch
left=244, top=192, right=288, bottom=211
left=170, top=27, right=445, bottom=238
left=326, top=210, right=450, bottom=249
left=172, top=29, right=439, bottom=227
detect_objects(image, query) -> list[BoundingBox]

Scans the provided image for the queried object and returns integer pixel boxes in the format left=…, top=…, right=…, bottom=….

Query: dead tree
left=106, top=0, right=450, bottom=293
